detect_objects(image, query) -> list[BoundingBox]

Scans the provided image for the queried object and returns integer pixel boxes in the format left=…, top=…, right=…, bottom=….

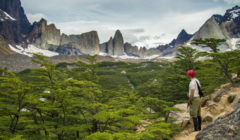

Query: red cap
left=187, top=70, right=196, bottom=78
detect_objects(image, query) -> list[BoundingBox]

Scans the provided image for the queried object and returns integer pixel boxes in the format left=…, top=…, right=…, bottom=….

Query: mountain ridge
left=0, top=0, right=240, bottom=58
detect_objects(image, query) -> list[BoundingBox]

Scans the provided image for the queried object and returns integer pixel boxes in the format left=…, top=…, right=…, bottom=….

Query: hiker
left=187, top=70, right=202, bottom=131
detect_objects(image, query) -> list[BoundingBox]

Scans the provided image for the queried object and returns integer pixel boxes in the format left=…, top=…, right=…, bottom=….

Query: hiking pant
left=189, top=97, right=201, bottom=117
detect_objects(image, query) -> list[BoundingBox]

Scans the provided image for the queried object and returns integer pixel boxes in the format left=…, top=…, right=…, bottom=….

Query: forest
left=0, top=39, right=240, bottom=140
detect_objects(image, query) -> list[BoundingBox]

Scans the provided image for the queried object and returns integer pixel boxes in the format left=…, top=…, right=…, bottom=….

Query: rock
left=28, top=18, right=61, bottom=49
left=0, top=35, right=15, bottom=54
left=192, top=16, right=227, bottom=40
left=101, top=30, right=125, bottom=56
left=113, top=30, right=124, bottom=56
left=169, top=103, right=190, bottom=127
left=157, top=29, right=192, bottom=56
left=124, top=43, right=140, bottom=57
left=170, top=29, right=193, bottom=46
left=0, top=0, right=31, bottom=34
left=49, top=44, right=82, bottom=55
left=99, top=42, right=108, bottom=54
left=0, top=0, right=31, bottom=45
left=59, top=31, right=100, bottom=55
left=203, top=114, right=214, bottom=122
left=196, top=107, right=240, bottom=140
left=211, top=83, right=231, bottom=102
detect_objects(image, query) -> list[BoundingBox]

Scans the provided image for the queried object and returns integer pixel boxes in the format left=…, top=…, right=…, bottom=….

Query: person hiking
left=187, top=70, right=202, bottom=131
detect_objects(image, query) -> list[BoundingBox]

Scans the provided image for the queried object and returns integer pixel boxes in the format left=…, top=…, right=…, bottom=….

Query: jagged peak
left=223, top=5, right=240, bottom=21
left=114, top=29, right=123, bottom=38
left=226, top=5, right=240, bottom=13
left=212, top=14, right=223, bottom=24
left=177, top=29, right=190, bottom=38
left=39, top=18, right=47, bottom=24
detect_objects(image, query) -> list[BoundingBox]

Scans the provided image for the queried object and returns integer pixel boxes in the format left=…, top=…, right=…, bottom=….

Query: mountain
left=192, top=16, right=227, bottom=40
left=0, top=0, right=240, bottom=59
left=192, top=5, right=240, bottom=40
left=100, top=30, right=125, bottom=56
left=0, top=0, right=31, bottom=44
left=157, top=29, right=193, bottom=56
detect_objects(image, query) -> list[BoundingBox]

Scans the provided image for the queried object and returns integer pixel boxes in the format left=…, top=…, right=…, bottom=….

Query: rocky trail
left=172, top=83, right=240, bottom=140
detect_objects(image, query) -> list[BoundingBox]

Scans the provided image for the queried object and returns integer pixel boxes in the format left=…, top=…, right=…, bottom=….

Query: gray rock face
left=0, top=0, right=31, bottom=35
left=192, top=16, right=227, bottom=40
left=193, top=6, right=240, bottom=40
left=0, top=0, right=31, bottom=44
left=156, top=29, right=192, bottom=56
left=107, top=37, right=114, bottom=55
left=113, top=30, right=125, bottom=56
left=0, top=35, right=15, bottom=54
left=100, top=30, right=125, bottom=56
left=28, top=18, right=61, bottom=49
left=124, top=43, right=140, bottom=57
left=49, top=44, right=82, bottom=55
left=59, top=31, right=100, bottom=55
left=196, top=106, right=240, bottom=140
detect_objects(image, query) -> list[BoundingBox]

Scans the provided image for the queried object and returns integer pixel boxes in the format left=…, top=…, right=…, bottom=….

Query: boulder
left=196, top=107, right=240, bottom=140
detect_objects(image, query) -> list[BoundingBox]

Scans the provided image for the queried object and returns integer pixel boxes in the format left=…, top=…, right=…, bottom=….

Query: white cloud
left=26, top=13, right=47, bottom=23
left=223, top=0, right=240, bottom=4
left=212, top=0, right=240, bottom=4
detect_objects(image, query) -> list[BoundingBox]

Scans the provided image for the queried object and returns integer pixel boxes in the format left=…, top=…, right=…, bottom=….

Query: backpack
left=196, top=81, right=204, bottom=97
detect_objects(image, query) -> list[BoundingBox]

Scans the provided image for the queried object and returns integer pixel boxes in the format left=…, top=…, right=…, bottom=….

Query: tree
left=191, top=38, right=235, bottom=83
left=0, top=68, right=32, bottom=136
left=176, top=46, right=199, bottom=71
left=191, top=38, right=226, bottom=53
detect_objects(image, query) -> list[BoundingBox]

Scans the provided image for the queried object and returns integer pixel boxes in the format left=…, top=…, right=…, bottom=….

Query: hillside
left=172, top=83, right=240, bottom=140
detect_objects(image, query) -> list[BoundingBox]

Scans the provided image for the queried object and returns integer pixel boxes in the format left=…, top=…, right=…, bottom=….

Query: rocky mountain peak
left=113, top=30, right=124, bottom=56
left=223, top=5, right=240, bottom=22
left=0, top=0, right=31, bottom=34
left=192, top=16, right=226, bottom=39
left=176, top=29, right=192, bottom=43
left=39, top=18, right=47, bottom=25
left=212, top=14, right=223, bottom=24
left=114, top=30, right=124, bottom=42
left=28, top=18, right=61, bottom=49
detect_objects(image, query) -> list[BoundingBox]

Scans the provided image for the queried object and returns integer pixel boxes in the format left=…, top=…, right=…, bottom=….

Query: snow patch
left=159, top=56, right=175, bottom=60
left=9, top=44, right=59, bottom=57
left=229, top=9, right=240, bottom=20
left=113, top=54, right=139, bottom=59
left=3, top=11, right=16, bottom=21
left=228, top=38, right=240, bottom=50
left=144, top=55, right=160, bottom=59
left=98, top=52, right=108, bottom=56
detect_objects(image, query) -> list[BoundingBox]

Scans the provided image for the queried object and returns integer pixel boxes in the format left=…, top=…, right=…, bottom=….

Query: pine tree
left=191, top=38, right=235, bottom=83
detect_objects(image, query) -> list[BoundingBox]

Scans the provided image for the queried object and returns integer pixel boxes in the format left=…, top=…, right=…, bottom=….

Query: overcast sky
left=21, top=0, right=239, bottom=48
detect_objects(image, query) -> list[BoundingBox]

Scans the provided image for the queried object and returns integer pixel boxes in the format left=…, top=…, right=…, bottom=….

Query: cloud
left=26, top=13, right=47, bottom=23
left=224, top=0, right=240, bottom=4
left=214, top=0, right=240, bottom=4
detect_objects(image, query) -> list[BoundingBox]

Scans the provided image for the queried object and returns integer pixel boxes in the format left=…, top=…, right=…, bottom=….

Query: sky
left=21, top=0, right=239, bottom=48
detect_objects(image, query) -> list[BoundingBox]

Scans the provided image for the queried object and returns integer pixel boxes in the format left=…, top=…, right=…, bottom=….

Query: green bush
left=228, top=95, right=236, bottom=103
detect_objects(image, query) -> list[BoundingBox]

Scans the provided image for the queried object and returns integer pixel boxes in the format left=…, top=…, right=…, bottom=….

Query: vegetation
left=0, top=38, right=239, bottom=139
left=227, top=95, right=236, bottom=104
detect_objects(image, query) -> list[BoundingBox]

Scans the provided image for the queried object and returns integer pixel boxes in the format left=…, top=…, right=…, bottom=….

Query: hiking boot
left=197, top=116, right=202, bottom=130
left=192, top=117, right=199, bottom=131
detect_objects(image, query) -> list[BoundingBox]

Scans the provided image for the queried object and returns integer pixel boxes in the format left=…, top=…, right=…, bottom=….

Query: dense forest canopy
left=0, top=39, right=240, bottom=139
